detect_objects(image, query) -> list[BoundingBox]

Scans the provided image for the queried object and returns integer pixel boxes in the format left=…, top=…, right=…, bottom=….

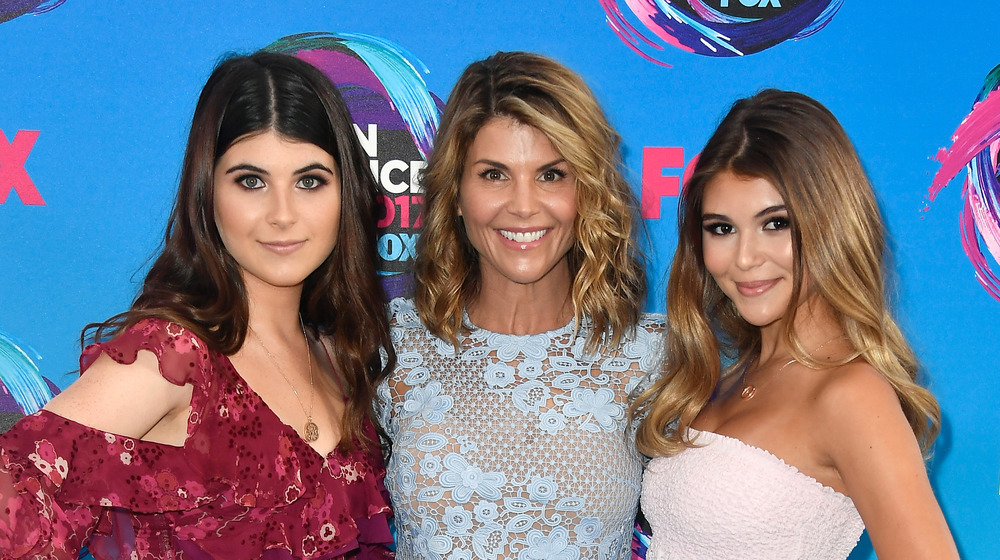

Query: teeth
left=500, top=230, right=546, bottom=243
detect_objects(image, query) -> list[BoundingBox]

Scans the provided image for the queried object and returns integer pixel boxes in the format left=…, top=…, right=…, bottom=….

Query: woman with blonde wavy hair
left=376, top=51, right=664, bottom=560
left=635, top=89, right=957, bottom=559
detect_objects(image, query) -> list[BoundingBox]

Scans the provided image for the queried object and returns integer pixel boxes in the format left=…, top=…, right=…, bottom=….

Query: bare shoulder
left=44, top=349, right=193, bottom=441
left=811, top=360, right=903, bottom=428
left=808, top=361, right=958, bottom=558
left=807, top=360, right=917, bottom=477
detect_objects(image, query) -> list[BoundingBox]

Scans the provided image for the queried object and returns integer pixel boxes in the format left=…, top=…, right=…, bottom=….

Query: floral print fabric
left=0, top=318, right=394, bottom=559
left=377, top=298, right=665, bottom=560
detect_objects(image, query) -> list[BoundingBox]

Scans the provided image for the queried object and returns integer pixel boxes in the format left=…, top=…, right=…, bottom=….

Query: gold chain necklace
left=740, top=335, right=842, bottom=400
left=250, top=319, right=319, bottom=442
left=740, top=358, right=796, bottom=399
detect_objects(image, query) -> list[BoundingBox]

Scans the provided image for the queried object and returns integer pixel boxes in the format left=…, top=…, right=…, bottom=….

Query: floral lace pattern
left=0, top=318, right=394, bottom=559
left=377, top=298, right=665, bottom=560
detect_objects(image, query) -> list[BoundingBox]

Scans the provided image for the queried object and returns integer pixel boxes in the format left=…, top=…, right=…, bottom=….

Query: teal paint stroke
left=0, top=329, right=53, bottom=414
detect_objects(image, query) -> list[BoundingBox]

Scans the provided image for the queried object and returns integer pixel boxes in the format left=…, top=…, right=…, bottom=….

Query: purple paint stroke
left=0, top=0, right=65, bottom=24
left=962, top=191, right=1000, bottom=300
left=600, top=0, right=843, bottom=66
left=297, top=50, right=408, bottom=130
left=930, top=78, right=1000, bottom=302
left=645, top=0, right=832, bottom=55
left=266, top=32, right=441, bottom=160
left=623, top=0, right=699, bottom=55
left=687, top=1, right=755, bottom=24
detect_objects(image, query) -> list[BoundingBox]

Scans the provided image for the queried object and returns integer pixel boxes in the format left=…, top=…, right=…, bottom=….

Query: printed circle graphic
left=600, top=0, right=843, bottom=66
left=0, top=0, right=65, bottom=24
left=265, top=32, right=444, bottom=295
left=930, top=64, right=1000, bottom=303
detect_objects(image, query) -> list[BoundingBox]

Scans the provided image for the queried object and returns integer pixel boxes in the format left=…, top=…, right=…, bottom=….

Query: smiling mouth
left=735, top=279, right=778, bottom=296
left=498, top=229, right=547, bottom=243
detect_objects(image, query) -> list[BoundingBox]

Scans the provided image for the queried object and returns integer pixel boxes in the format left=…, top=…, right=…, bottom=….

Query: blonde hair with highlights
left=633, top=89, right=941, bottom=457
left=414, top=51, right=644, bottom=351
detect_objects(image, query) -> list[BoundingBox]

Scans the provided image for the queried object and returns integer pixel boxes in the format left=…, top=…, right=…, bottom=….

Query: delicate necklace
left=740, top=335, right=842, bottom=400
left=250, top=319, right=319, bottom=442
left=740, top=358, right=796, bottom=399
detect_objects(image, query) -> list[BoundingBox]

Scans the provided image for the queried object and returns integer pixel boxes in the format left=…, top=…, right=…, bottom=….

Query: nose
left=735, top=232, right=764, bottom=270
left=266, top=185, right=298, bottom=227
left=507, top=175, right=541, bottom=217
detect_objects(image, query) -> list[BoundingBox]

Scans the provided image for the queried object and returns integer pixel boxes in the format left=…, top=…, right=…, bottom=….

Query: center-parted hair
left=415, top=51, right=644, bottom=350
left=633, top=89, right=940, bottom=456
left=85, top=51, right=394, bottom=451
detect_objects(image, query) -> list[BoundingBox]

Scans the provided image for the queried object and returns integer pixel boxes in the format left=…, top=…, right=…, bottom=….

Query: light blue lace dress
left=377, top=298, right=665, bottom=560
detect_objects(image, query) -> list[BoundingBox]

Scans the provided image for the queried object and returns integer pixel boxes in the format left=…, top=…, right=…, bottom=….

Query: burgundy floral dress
left=0, top=318, right=394, bottom=559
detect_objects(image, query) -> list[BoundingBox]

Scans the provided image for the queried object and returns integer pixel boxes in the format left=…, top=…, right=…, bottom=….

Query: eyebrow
left=223, top=163, right=267, bottom=175
left=294, top=163, right=335, bottom=175
left=471, top=158, right=567, bottom=172
left=222, top=162, right=334, bottom=175
left=701, top=204, right=787, bottom=221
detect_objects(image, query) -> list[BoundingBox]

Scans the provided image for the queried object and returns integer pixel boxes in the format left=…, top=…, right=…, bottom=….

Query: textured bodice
left=377, top=298, right=665, bottom=560
left=642, top=429, right=864, bottom=560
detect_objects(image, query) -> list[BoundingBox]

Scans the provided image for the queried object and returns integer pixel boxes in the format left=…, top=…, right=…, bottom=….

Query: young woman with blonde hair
left=634, top=89, right=957, bottom=559
left=377, top=51, right=664, bottom=560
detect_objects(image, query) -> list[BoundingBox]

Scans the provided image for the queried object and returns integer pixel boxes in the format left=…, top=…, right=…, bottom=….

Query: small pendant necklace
left=740, top=357, right=797, bottom=399
left=250, top=318, right=319, bottom=442
left=740, top=335, right=842, bottom=400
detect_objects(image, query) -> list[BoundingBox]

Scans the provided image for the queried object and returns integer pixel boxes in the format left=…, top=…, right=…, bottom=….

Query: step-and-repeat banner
left=1, top=1, right=997, bottom=557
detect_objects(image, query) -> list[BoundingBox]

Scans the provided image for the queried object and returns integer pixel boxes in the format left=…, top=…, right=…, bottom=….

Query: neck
left=467, top=264, right=574, bottom=335
left=243, top=274, right=305, bottom=344
left=757, top=295, right=843, bottom=365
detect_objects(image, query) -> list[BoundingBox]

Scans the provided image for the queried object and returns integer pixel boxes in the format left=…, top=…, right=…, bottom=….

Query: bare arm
left=0, top=349, right=193, bottom=556
left=818, top=363, right=958, bottom=560
left=42, top=350, right=193, bottom=445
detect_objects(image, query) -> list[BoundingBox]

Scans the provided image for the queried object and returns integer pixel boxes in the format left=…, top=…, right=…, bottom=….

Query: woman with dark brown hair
left=0, top=51, right=395, bottom=559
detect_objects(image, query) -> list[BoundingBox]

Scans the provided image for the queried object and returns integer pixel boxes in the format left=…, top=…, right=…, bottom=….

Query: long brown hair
left=633, top=89, right=940, bottom=456
left=84, top=52, right=395, bottom=451
left=416, top=51, right=644, bottom=351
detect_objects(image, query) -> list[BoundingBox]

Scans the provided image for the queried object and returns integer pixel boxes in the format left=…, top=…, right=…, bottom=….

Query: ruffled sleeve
left=80, top=317, right=211, bottom=387
left=0, top=318, right=213, bottom=559
left=1, top=318, right=395, bottom=559
left=0, top=411, right=98, bottom=559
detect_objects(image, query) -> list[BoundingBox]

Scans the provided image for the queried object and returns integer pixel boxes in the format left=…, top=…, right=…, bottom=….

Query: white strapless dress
left=642, top=429, right=864, bottom=559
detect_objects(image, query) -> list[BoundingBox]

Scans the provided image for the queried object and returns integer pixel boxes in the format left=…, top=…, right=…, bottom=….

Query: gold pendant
left=304, top=420, right=320, bottom=442
left=740, top=384, right=757, bottom=399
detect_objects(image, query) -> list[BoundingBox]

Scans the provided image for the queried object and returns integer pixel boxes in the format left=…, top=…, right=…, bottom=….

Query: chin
left=736, top=311, right=783, bottom=328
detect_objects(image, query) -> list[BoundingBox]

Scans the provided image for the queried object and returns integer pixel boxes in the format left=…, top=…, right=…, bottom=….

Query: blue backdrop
left=1, top=1, right=997, bottom=557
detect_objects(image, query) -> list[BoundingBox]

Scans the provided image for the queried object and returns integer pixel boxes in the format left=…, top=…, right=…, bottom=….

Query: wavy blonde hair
left=633, top=89, right=941, bottom=456
left=415, top=51, right=644, bottom=351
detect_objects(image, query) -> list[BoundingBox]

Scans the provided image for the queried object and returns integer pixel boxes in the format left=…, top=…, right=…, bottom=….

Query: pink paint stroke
left=600, top=0, right=664, bottom=50
left=930, top=87, right=1000, bottom=302
left=929, top=89, right=1000, bottom=200
left=601, top=0, right=673, bottom=67
left=623, top=0, right=696, bottom=53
